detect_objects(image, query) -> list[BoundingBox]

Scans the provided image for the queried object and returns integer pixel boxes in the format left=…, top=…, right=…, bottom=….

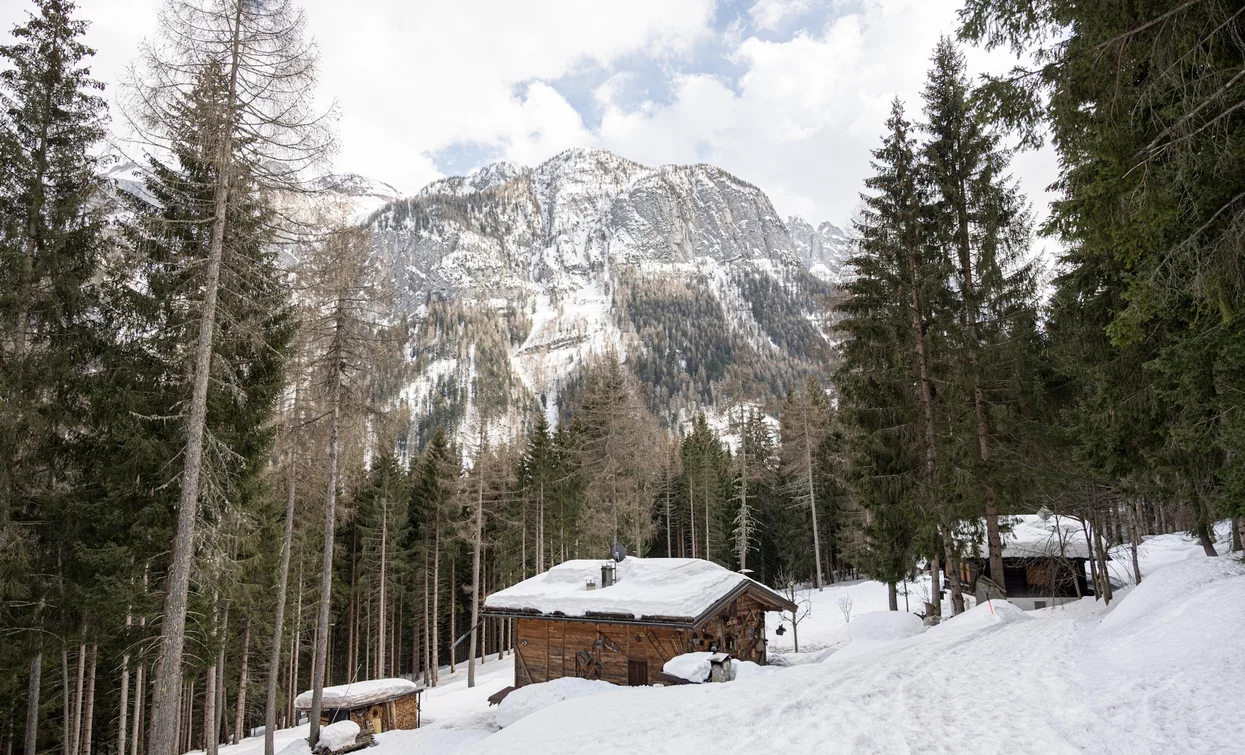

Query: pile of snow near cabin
left=200, top=528, right=1244, bottom=755
left=312, top=722, right=359, bottom=753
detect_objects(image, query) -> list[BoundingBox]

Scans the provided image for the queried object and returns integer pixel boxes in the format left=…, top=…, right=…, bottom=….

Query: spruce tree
left=0, top=3, right=107, bottom=751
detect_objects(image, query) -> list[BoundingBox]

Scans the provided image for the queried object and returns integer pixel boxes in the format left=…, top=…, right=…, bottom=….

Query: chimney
left=585, top=577, right=597, bottom=591
left=601, top=562, right=616, bottom=588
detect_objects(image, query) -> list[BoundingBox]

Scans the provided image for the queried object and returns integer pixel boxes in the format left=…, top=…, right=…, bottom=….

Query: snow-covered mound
left=315, top=721, right=360, bottom=752
left=293, top=678, right=421, bottom=710
left=495, top=678, right=616, bottom=728
left=662, top=652, right=715, bottom=683
left=847, top=610, right=926, bottom=641
left=824, top=610, right=926, bottom=664
left=463, top=556, right=1245, bottom=754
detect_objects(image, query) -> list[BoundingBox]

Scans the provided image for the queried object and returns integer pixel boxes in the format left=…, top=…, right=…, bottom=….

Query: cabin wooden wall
left=390, top=694, right=420, bottom=730
left=513, top=618, right=688, bottom=688
left=691, top=593, right=769, bottom=664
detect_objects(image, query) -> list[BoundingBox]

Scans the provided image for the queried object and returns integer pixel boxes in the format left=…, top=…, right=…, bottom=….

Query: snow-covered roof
left=968, top=515, right=1093, bottom=560
left=482, top=557, right=794, bottom=625
left=293, top=678, right=422, bottom=710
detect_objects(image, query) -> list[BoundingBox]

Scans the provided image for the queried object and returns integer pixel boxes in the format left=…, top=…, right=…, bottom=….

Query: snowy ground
left=209, top=525, right=1244, bottom=755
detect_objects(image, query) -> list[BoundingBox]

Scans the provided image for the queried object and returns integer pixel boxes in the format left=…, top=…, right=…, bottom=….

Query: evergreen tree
left=920, top=37, right=1042, bottom=593
left=0, top=3, right=107, bottom=751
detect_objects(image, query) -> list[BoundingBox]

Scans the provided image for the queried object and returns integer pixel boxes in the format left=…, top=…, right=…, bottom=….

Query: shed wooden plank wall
left=514, top=618, right=689, bottom=687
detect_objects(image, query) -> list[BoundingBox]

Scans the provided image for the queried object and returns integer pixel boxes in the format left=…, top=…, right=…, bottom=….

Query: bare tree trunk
left=431, top=529, right=441, bottom=686
left=1232, top=517, right=1243, bottom=552
left=308, top=354, right=344, bottom=747
left=944, top=534, right=965, bottom=615
left=377, top=496, right=388, bottom=679
left=927, top=548, right=942, bottom=622
left=81, top=647, right=97, bottom=755
left=130, top=663, right=144, bottom=755
left=468, top=459, right=485, bottom=689
left=62, top=649, right=69, bottom=755
left=449, top=559, right=456, bottom=675
left=804, top=421, right=824, bottom=590
left=233, top=618, right=250, bottom=744
left=24, top=651, right=40, bottom=755
left=887, top=582, right=898, bottom=611
left=149, top=8, right=246, bottom=748
left=1128, top=500, right=1143, bottom=585
left=71, top=642, right=85, bottom=755
left=119, top=605, right=131, bottom=755
left=203, top=663, right=216, bottom=755
left=689, top=482, right=697, bottom=560
left=263, top=427, right=297, bottom=755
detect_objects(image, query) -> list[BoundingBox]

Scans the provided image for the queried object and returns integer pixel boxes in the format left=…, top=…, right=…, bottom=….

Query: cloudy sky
left=2, top=0, right=1058, bottom=229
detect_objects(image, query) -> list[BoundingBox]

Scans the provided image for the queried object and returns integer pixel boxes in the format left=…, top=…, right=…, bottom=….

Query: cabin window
left=1026, top=563, right=1049, bottom=587
left=1034, top=601, right=1047, bottom=609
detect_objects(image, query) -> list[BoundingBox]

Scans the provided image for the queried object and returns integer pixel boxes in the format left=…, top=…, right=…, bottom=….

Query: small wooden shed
left=482, top=557, right=796, bottom=688
left=956, top=514, right=1097, bottom=610
left=294, top=678, right=424, bottom=735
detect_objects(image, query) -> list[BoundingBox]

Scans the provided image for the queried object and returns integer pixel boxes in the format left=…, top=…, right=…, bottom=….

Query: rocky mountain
left=358, top=148, right=849, bottom=446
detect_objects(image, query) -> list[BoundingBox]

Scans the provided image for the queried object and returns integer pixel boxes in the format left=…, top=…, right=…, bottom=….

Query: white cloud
left=748, top=0, right=816, bottom=31
left=592, top=0, right=1059, bottom=235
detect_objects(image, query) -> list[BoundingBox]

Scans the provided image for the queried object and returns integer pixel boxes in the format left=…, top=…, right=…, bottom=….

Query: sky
left=1, top=0, right=1059, bottom=231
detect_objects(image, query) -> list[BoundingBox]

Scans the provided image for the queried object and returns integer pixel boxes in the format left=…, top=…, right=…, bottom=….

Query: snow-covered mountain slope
left=363, top=147, right=847, bottom=445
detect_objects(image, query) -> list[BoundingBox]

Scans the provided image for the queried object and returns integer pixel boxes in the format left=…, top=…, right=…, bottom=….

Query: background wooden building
left=956, top=513, right=1097, bottom=610
left=294, top=678, right=424, bottom=735
left=483, top=558, right=796, bottom=688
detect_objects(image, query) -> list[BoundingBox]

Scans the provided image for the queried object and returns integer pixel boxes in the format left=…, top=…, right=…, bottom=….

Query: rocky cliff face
left=356, top=147, right=848, bottom=445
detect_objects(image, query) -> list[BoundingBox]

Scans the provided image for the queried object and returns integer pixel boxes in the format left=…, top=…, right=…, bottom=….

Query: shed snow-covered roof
left=293, top=678, right=422, bottom=710
left=968, top=515, right=1093, bottom=560
left=482, top=557, right=795, bottom=625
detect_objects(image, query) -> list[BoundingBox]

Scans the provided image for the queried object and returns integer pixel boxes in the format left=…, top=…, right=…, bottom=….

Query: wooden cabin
left=483, top=557, right=796, bottom=688
left=953, top=514, right=1096, bottom=610
left=293, top=678, right=424, bottom=736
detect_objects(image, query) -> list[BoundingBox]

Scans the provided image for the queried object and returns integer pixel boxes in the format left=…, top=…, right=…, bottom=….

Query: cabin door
left=627, top=660, right=648, bottom=686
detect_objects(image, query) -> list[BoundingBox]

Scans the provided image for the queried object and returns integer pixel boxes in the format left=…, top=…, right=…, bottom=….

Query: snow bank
left=293, top=678, right=420, bottom=710
left=662, top=652, right=713, bottom=683
left=926, top=598, right=1030, bottom=640
left=316, top=722, right=360, bottom=753
left=495, top=678, right=616, bottom=728
left=847, top=611, right=925, bottom=642
left=822, top=610, right=927, bottom=664
left=731, top=660, right=778, bottom=681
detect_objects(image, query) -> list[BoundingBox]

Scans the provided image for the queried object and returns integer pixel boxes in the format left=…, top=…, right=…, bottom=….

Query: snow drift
left=495, top=678, right=617, bottom=728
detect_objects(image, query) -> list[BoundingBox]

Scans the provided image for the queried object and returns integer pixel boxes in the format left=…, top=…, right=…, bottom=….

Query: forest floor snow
left=210, top=525, right=1244, bottom=755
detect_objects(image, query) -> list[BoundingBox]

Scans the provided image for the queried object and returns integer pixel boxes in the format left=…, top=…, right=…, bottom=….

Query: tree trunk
left=1128, top=500, right=1143, bottom=585
left=804, top=422, right=823, bottom=590
left=149, top=8, right=247, bottom=748
left=449, top=558, right=456, bottom=674
left=263, top=430, right=296, bottom=755
left=1232, top=517, right=1243, bottom=552
left=308, top=343, right=345, bottom=747
left=468, top=464, right=484, bottom=688
left=927, top=548, right=942, bottom=622
left=71, top=642, right=85, bottom=755
left=202, top=665, right=216, bottom=755
left=944, top=533, right=964, bottom=615
left=887, top=582, right=898, bottom=611
left=378, top=495, right=388, bottom=681
left=431, top=529, right=440, bottom=686
left=130, top=663, right=145, bottom=755
left=23, top=651, right=40, bottom=755
left=234, top=618, right=250, bottom=744
left=81, top=647, right=97, bottom=755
